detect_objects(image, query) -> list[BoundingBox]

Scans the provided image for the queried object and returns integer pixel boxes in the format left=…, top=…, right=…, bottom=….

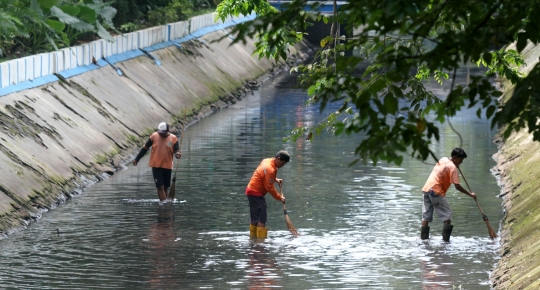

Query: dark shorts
left=248, top=195, right=267, bottom=224
left=152, top=167, right=172, bottom=189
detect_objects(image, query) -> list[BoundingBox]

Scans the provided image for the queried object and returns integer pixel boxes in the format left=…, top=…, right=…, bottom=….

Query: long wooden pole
left=168, top=113, right=186, bottom=200
left=457, top=167, right=498, bottom=239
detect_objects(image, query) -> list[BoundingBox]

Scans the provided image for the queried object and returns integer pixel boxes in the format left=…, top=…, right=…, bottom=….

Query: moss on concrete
left=491, top=43, right=540, bottom=289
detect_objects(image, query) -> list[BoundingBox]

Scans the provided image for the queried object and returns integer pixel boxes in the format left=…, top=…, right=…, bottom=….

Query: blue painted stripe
left=269, top=3, right=344, bottom=12
left=142, top=41, right=174, bottom=53
left=0, top=75, right=59, bottom=97
left=105, top=50, right=145, bottom=65
left=59, top=59, right=107, bottom=79
left=171, top=34, right=196, bottom=44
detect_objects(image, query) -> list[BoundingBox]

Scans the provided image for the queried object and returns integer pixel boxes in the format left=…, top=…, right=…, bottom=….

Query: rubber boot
left=421, top=226, right=430, bottom=240
left=256, top=227, right=268, bottom=238
left=442, top=224, right=454, bottom=242
left=250, top=224, right=257, bottom=237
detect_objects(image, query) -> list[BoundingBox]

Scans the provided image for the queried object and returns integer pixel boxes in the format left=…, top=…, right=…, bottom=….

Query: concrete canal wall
left=491, top=42, right=540, bottom=289
left=0, top=16, right=310, bottom=237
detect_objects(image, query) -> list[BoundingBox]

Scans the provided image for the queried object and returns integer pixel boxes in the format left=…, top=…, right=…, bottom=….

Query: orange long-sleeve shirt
left=246, top=158, right=281, bottom=201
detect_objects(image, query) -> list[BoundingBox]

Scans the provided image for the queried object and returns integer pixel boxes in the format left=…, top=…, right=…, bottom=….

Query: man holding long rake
left=421, top=148, right=477, bottom=242
left=246, top=150, right=290, bottom=238
left=133, top=122, right=181, bottom=202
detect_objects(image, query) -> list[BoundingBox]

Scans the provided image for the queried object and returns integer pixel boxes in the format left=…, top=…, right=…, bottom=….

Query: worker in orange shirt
left=133, top=122, right=181, bottom=202
left=246, top=150, right=290, bottom=238
left=421, top=148, right=477, bottom=242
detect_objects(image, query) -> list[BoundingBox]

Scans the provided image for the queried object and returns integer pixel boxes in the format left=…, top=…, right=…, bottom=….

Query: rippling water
left=0, top=69, right=502, bottom=289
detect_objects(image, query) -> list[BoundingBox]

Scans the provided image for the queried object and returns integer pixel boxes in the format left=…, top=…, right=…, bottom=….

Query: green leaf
left=70, top=20, right=94, bottom=32
left=38, top=0, right=59, bottom=9
left=320, top=37, right=328, bottom=48
left=99, top=6, right=117, bottom=21
left=369, top=78, right=387, bottom=94
left=50, top=6, right=80, bottom=24
left=322, top=17, right=328, bottom=24
left=58, top=5, right=80, bottom=16
left=96, top=20, right=114, bottom=42
left=486, top=105, right=496, bottom=119
left=30, top=0, right=44, bottom=17
left=46, top=19, right=65, bottom=33
left=516, top=32, right=528, bottom=52
left=307, top=85, right=317, bottom=96
left=482, top=53, right=492, bottom=66
left=78, top=6, right=96, bottom=23
left=384, top=93, right=398, bottom=114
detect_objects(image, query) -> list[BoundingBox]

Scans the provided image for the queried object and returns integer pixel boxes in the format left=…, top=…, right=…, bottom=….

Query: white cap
left=157, top=122, right=168, bottom=133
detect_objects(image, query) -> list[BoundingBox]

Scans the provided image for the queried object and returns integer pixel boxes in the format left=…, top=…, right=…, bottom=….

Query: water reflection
left=246, top=242, right=282, bottom=289
left=146, top=204, right=176, bottom=289
left=420, top=243, right=453, bottom=289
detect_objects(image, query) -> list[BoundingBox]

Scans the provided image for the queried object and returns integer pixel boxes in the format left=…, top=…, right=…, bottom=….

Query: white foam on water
left=121, top=199, right=187, bottom=203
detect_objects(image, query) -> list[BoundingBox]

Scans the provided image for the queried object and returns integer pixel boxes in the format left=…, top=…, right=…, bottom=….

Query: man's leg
left=421, top=192, right=434, bottom=239
left=442, top=220, right=453, bottom=242
left=255, top=197, right=268, bottom=238
left=163, top=169, right=172, bottom=200
left=435, top=196, right=453, bottom=242
left=157, top=185, right=167, bottom=201
left=248, top=196, right=267, bottom=237
left=152, top=168, right=169, bottom=202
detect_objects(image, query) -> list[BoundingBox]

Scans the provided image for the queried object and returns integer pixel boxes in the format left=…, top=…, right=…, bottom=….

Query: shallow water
left=0, top=69, right=502, bottom=289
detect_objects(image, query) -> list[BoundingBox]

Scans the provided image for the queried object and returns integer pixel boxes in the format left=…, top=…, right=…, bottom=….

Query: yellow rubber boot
left=256, top=227, right=268, bottom=238
left=250, top=224, right=257, bottom=237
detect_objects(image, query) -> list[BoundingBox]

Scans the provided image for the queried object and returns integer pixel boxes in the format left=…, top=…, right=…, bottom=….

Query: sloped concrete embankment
left=491, top=42, right=540, bottom=289
left=0, top=29, right=310, bottom=237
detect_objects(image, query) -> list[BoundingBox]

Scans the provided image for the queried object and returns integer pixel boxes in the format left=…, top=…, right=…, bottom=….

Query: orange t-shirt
left=422, top=157, right=460, bottom=197
left=147, top=132, right=178, bottom=169
left=246, top=158, right=281, bottom=201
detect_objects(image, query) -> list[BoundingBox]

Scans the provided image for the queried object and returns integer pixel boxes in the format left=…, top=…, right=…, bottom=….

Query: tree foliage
left=0, top=0, right=117, bottom=57
left=215, top=0, right=539, bottom=165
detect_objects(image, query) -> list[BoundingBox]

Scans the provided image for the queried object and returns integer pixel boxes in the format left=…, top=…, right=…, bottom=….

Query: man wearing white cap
left=133, top=122, right=181, bottom=201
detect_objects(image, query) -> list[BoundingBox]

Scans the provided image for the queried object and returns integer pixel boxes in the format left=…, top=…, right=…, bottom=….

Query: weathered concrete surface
left=0, top=28, right=310, bottom=237
left=491, top=41, right=540, bottom=289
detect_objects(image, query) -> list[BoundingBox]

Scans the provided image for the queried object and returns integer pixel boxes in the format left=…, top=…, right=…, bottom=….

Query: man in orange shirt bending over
left=421, top=148, right=477, bottom=242
left=246, top=150, right=290, bottom=238
left=133, top=122, right=181, bottom=202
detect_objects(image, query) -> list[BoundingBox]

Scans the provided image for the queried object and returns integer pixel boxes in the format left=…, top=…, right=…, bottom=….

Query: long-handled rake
left=279, top=184, right=299, bottom=237
left=168, top=116, right=186, bottom=200
left=458, top=167, right=497, bottom=239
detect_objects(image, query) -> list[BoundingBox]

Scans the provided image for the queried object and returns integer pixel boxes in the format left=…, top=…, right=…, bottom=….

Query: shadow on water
left=0, top=68, right=502, bottom=289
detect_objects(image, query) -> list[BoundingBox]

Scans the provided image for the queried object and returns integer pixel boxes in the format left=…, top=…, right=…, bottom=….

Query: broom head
left=283, top=205, right=299, bottom=237
left=168, top=176, right=176, bottom=200
left=483, top=214, right=498, bottom=239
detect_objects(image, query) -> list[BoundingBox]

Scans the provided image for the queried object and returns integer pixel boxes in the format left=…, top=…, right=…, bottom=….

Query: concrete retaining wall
left=0, top=27, right=310, bottom=237
left=491, top=41, right=540, bottom=289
